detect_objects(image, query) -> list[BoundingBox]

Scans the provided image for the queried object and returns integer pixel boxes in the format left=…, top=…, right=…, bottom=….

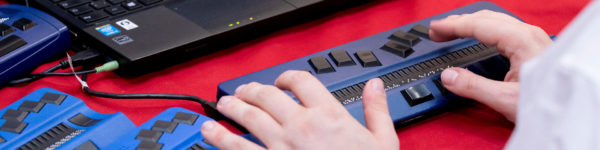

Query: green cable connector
left=95, top=60, right=119, bottom=73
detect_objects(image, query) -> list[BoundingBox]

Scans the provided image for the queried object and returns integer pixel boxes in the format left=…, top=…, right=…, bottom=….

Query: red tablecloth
left=0, top=0, right=590, bottom=149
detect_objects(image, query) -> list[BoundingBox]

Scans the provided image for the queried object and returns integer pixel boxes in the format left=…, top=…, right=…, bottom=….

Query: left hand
left=201, top=70, right=399, bottom=150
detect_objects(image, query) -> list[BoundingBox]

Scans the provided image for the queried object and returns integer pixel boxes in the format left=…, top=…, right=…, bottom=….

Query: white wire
left=66, top=53, right=88, bottom=89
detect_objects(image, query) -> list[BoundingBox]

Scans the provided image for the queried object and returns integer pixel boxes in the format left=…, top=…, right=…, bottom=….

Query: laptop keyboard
left=51, top=0, right=163, bottom=23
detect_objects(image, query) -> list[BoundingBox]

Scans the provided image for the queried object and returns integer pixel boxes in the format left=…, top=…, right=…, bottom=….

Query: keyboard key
left=80, top=11, right=109, bottom=23
left=381, top=41, right=414, bottom=58
left=69, top=5, right=94, bottom=15
left=75, top=141, right=100, bottom=150
left=329, top=50, right=356, bottom=67
left=355, top=50, right=382, bottom=67
left=0, top=24, right=15, bottom=36
left=105, top=6, right=127, bottom=15
left=18, top=101, right=45, bottom=113
left=0, top=35, right=27, bottom=57
left=136, top=129, right=162, bottom=142
left=12, top=18, right=36, bottom=31
left=58, top=0, right=91, bottom=9
left=108, top=0, right=125, bottom=4
left=172, top=112, right=198, bottom=125
left=69, top=113, right=102, bottom=127
left=2, top=109, right=29, bottom=121
left=0, top=136, right=5, bottom=143
left=137, top=141, right=163, bottom=150
left=409, top=24, right=430, bottom=39
left=151, top=120, right=178, bottom=133
left=389, top=30, right=420, bottom=47
left=401, top=83, right=434, bottom=106
left=90, top=0, right=110, bottom=9
left=309, top=56, right=335, bottom=74
left=122, top=1, right=143, bottom=10
left=139, top=0, right=162, bottom=5
left=40, top=92, right=66, bottom=105
left=0, top=119, right=28, bottom=133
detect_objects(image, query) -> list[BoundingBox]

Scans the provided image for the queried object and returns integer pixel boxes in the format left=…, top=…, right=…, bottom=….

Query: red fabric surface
left=0, top=0, right=590, bottom=149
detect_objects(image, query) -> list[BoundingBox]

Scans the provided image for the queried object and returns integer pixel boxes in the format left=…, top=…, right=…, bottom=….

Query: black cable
left=31, top=70, right=96, bottom=76
left=7, top=64, right=64, bottom=85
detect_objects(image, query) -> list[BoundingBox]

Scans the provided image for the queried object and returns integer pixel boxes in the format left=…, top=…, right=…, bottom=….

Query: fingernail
left=218, top=96, right=232, bottom=108
left=235, top=84, right=246, bottom=95
left=372, top=78, right=384, bottom=94
left=441, top=68, right=459, bottom=85
left=202, top=121, right=215, bottom=132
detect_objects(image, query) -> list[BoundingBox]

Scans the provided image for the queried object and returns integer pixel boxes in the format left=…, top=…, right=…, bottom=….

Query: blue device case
left=217, top=1, right=514, bottom=125
left=0, top=4, right=70, bottom=85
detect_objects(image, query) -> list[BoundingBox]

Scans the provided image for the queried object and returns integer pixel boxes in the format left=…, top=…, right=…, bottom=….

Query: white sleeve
left=506, top=1, right=600, bottom=149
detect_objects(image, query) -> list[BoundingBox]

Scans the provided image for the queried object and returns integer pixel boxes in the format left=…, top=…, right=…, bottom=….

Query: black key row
left=381, top=24, right=429, bottom=58
left=309, top=50, right=382, bottom=74
left=53, top=0, right=163, bottom=23
left=135, top=112, right=199, bottom=150
left=0, top=93, right=66, bottom=134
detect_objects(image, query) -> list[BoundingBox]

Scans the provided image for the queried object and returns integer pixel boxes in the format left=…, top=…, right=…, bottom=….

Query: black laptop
left=31, top=0, right=368, bottom=75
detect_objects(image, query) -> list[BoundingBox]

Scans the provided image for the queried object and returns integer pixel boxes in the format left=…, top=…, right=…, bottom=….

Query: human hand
left=201, top=70, right=399, bottom=150
left=430, top=10, right=553, bottom=121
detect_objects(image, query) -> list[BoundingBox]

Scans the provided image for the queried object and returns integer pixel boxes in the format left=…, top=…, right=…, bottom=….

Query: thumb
left=441, top=67, right=519, bottom=122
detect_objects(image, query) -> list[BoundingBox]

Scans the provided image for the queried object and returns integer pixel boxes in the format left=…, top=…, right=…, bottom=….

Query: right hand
left=430, top=10, right=553, bottom=122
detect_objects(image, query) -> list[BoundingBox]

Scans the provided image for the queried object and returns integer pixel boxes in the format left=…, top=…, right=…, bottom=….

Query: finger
left=201, top=121, right=265, bottom=150
left=441, top=67, right=518, bottom=121
left=274, top=70, right=342, bottom=108
left=234, top=82, right=305, bottom=124
left=217, top=96, right=283, bottom=143
left=361, top=78, right=398, bottom=149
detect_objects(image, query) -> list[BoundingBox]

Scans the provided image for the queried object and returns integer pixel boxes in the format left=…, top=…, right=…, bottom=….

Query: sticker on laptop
left=95, top=24, right=121, bottom=36
left=112, top=35, right=134, bottom=45
left=116, top=19, right=138, bottom=30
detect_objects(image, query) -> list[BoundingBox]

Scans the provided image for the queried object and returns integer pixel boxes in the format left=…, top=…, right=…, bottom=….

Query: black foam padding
left=332, top=43, right=497, bottom=105
left=136, top=129, right=163, bottom=142
left=355, top=50, right=382, bottom=67
left=187, top=144, right=210, bottom=150
left=69, top=113, right=102, bottom=127
left=309, top=56, right=335, bottom=74
left=18, top=101, right=46, bottom=113
left=137, top=141, right=163, bottom=150
left=381, top=41, right=414, bottom=58
left=75, top=140, right=100, bottom=150
left=2, top=109, right=28, bottom=121
left=401, top=84, right=434, bottom=106
left=172, top=112, right=198, bottom=125
left=0, top=119, right=27, bottom=133
left=19, top=123, right=79, bottom=149
left=329, top=50, right=356, bottom=66
left=151, top=120, right=178, bottom=133
left=40, top=92, right=66, bottom=105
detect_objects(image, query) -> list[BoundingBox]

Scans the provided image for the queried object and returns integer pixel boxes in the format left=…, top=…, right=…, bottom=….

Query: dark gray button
left=69, top=113, right=102, bottom=127
left=409, top=24, right=430, bottom=39
left=401, top=84, right=434, bottom=106
left=309, top=56, right=335, bottom=74
left=433, top=78, right=449, bottom=96
left=139, top=0, right=162, bottom=5
left=58, top=0, right=91, bottom=9
left=0, top=119, right=28, bottom=133
left=0, top=135, right=5, bottom=143
left=172, top=112, right=198, bottom=125
left=2, top=109, right=28, bottom=121
left=75, top=141, right=99, bottom=150
left=381, top=41, right=414, bottom=58
left=69, top=5, right=93, bottom=15
left=151, top=120, right=178, bottom=133
left=40, top=93, right=66, bottom=105
left=136, top=141, right=163, bottom=150
left=0, top=35, right=27, bottom=57
left=18, top=101, right=45, bottom=113
left=136, top=129, right=163, bottom=142
left=355, top=50, right=382, bottom=67
left=0, top=24, right=15, bottom=36
left=389, top=30, right=420, bottom=46
left=329, top=50, right=355, bottom=67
